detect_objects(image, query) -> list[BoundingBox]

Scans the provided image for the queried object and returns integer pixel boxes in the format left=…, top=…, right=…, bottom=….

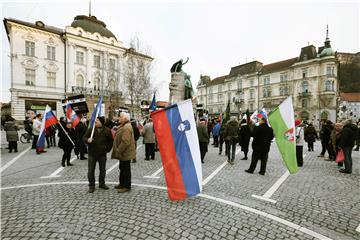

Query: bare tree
left=124, top=36, right=154, bottom=116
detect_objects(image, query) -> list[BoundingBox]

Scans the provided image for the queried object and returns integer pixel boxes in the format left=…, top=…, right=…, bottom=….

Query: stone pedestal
left=169, top=72, right=186, bottom=104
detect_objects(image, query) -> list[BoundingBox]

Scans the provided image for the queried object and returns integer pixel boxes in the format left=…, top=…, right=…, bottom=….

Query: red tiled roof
left=340, top=92, right=360, bottom=102
left=262, top=57, right=298, bottom=74
left=207, top=75, right=228, bottom=86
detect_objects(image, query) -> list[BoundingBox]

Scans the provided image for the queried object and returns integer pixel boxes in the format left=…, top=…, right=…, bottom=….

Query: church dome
left=320, top=47, right=334, bottom=57
left=71, top=15, right=116, bottom=40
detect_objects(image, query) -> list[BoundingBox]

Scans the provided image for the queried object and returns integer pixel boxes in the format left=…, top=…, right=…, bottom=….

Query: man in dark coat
left=245, top=117, right=274, bottom=175
left=197, top=119, right=209, bottom=163
left=304, top=123, right=318, bottom=151
left=58, top=122, right=77, bottom=167
left=83, top=116, right=114, bottom=193
left=338, top=119, right=357, bottom=174
left=238, top=119, right=251, bottom=160
left=75, top=117, right=88, bottom=160
left=224, top=117, right=239, bottom=164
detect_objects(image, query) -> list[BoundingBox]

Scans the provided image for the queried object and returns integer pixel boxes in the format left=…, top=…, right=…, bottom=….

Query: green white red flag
left=268, top=97, right=298, bottom=174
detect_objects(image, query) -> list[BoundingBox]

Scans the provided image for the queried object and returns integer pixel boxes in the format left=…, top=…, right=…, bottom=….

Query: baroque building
left=197, top=29, right=359, bottom=127
left=3, top=15, right=153, bottom=120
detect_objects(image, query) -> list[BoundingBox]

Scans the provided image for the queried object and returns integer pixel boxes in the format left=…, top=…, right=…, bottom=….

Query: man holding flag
left=36, top=105, right=58, bottom=154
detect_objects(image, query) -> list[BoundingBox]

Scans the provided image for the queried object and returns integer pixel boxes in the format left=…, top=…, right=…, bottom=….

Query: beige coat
left=111, top=121, right=135, bottom=161
left=141, top=122, right=156, bottom=144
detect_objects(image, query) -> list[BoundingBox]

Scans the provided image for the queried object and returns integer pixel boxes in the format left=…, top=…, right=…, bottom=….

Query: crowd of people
left=2, top=110, right=360, bottom=194
left=198, top=116, right=360, bottom=175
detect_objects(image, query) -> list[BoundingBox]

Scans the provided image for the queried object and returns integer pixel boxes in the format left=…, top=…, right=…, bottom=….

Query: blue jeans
left=226, top=140, right=237, bottom=161
left=343, top=147, right=353, bottom=173
left=88, top=154, right=107, bottom=187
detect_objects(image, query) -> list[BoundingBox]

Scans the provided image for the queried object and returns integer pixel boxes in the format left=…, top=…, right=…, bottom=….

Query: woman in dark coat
left=304, top=123, right=318, bottom=151
left=58, top=122, right=76, bottom=167
left=238, top=119, right=251, bottom=160
left=4, top=118, right=19, bottom=153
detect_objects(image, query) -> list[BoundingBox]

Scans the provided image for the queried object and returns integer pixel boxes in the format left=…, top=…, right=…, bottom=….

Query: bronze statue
left=184, top=74, right=194, bottom=100
left=170, top=57, right=189, bottom=73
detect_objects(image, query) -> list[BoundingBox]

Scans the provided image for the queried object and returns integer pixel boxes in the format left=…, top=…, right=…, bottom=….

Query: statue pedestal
left=169, top=72, right=185, bottom=104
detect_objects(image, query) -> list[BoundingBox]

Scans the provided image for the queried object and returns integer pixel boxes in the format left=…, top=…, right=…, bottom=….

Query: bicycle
left=20, top=132, right=33, bottom=143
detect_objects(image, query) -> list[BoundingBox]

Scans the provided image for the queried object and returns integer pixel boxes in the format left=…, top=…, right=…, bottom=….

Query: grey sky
left=1, top=0, right=359, bottom=102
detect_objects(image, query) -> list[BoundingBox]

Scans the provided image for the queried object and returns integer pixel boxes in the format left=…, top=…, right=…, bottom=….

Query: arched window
left=302, top=81, right=309, bottom=93
left=325, top=80, right=333, bottom=91
left=76, top=74, right=84, bottom=87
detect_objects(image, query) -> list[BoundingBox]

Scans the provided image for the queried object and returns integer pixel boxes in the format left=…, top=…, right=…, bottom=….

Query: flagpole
left=90, top=107, right=99, bottom=139
left=51, top=111, right=75, bottom=146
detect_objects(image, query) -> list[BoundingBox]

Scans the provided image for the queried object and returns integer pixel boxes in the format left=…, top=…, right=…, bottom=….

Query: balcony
left=71, top=86, right=122, bottom=97
left=298, top=91, right=312, bottom=97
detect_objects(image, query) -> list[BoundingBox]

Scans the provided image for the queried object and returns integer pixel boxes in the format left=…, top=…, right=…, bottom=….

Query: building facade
left=4, top=15, right=153, bottom=120
left=196, top=30, right=358, bottom=128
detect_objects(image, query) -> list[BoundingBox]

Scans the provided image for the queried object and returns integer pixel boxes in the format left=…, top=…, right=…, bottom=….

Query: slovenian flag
left=36, top=105, right=58, bottom=152
left=151, top=99, right=202, bottom=200
left=66, top=103, right=80, bottom=128
left=268, top=97, right=298, bottom=174
left=88, top=96, right=103, bottom=129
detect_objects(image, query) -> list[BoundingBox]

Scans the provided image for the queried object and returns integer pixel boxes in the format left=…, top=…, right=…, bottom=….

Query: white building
left=196, top=29, right=359, bottom=127
left=4, top=15, right=153, bottom=120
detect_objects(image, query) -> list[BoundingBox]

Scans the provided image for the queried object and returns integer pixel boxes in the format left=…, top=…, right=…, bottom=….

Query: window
left=25, top=69, right=35, bottom=86
left=227, top=92, right=231, bottom=102
left=263, top=76, right=270, bottom=85
left=94, top=78, right=101, bottom=90
left=302, top=99, right=308, bottom=108
left=302, top=69, right=308, bottom=79
left=326, top=65, right=334, bottom=75
left=109, top=59, right=116, bottom=70
left=250, top=80, right=254, bottom=87
left=263, top=87, right=271, bottom=98
left=76, top=75, right=84, bottom=87
left=250, top=103, right=254, bottom=111
left=279, top=86, right=284, bottom=96
left=280, top=73, right=288, bottom=82
left=250, top=89, right=255, bottom=99
left=302, top=81, right=309, bottom=93
left=25, top=41, right=35, bottom=57
left=108, top=79, right=115, bottom=91
left=218, top=85, right=222, bottom=92
left=218, top=93, right=223, bottom=102
left=47, top=72, right=56, bottom=88
left=76, top=51, right=84, bottom=64
left=325, top=80, right=333, bottom=91
left=94, top=55, right=100, bottom=68
left=47, top=46, right=55, bottom=60
left=303, top=54, right=308, bottom=61
left=237, top=80, right=242, bottom=90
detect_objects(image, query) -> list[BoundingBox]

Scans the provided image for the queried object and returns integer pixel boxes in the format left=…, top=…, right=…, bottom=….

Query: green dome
left=320, top=47, right=334, bottom=57
left=71, top=15, right=117, bottom=40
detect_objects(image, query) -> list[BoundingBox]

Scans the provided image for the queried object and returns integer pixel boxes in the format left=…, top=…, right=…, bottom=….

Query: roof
left=207, top=75, right=228, bottom=86
left=71, top=15, right=116, bottom=40
left=229, top=61, right=263, bottom=77
left=4, top=18, right=63, bottom=37
left=340, top=93, right=360, bottom=102
left=262, top=57, right=298, bottom=74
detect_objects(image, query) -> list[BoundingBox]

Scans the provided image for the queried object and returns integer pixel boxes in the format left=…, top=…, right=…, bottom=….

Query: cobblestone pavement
left=1, top=134, right=360, bottom=240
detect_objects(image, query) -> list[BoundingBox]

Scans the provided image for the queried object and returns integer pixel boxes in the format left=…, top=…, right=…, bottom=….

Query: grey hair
left=120, top=112, right=130, bottom=121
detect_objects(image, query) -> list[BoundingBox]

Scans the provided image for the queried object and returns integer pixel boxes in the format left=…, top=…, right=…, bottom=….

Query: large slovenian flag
left=88, top=96, right=103, bottom=129
left=36, top=105, right=58, bottom=152
left=66, top=103, right=80, bottom=128
left=268, top=97, right=298, bottom=174
left=151, top=99, right=202, bottom=200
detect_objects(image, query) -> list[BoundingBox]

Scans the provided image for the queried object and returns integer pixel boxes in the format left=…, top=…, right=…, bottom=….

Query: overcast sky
left=1, top=0, right=359, bottom=102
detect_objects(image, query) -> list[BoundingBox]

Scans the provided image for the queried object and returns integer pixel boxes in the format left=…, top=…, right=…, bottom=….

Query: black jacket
left=58, top=127, right=76, bottom=150
left=251, top=123, right=274, bottom=153
left=75, top=122, right=87, bottom=140
left=339, top=123, right=357, bottom=148
left=239, top=124, right=251, bottom=147
left=83, top=126, right=113, bottom=155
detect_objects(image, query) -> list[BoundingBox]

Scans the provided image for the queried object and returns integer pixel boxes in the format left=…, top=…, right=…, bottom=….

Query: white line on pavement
left=40, top=157, right=77, bottom=178
left=0, top=146, right=31, bottom=173
left=107, top=145, right=143, bottom=175
left=144, top=167, right=163, bottom=179
left=0, top=181, right=334, bottom=240
left=251, top=170, right=290, bottom=203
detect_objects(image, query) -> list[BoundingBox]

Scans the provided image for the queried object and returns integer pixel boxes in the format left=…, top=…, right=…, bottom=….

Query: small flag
left=268, top=97, right=298, bottom=174
left=150, top=93, right=156, bottom=111
left=66, top=103, right=80, bottom=128
left=88, top=96, right=103, bottom=129
left=36, top=105, right=58, bottom=152
left=151, top=99, right=202, bottom=200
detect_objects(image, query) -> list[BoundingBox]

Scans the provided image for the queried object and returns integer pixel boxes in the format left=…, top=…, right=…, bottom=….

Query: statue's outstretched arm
left=183, top=57, right=189, bottom=65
